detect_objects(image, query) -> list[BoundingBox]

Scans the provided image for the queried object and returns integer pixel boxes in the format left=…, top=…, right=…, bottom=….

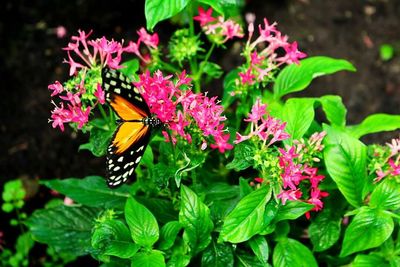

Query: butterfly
left=102, top=68, right=162, bottom=188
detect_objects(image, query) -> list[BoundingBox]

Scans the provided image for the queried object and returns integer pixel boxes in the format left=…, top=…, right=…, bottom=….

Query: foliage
left=13, top=0, right=400, bottom=266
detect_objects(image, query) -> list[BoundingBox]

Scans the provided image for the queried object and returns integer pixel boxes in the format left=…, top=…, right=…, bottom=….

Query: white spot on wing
left=135, top=156, right=142, bottom=164
left=117, top=157, right=124, bottom=162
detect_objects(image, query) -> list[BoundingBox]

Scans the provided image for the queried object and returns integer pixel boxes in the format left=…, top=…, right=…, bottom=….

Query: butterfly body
left=102, top=68, right=161, bottom=188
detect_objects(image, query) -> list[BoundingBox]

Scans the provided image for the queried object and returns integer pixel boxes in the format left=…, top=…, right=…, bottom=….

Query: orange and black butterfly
left=102, top=68, right=161, bottom=188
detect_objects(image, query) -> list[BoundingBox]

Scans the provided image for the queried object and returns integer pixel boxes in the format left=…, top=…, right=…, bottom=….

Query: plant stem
left=195, top=42, right=216, bottom=81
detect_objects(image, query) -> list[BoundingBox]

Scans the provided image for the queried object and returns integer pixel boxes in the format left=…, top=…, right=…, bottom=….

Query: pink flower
left=193, top=7, right=215, bottom=26
left=277, top=189, right=302, bottom=205
left=221, top=19, right=244, bottom=40
left=94, top=84, right=105, bottom=105
left=280, top=41, right=307, bottom=64
left=48, top=81, right=64, bottom=96
left=387, top=137, right=400, bottom=157
left=238, top=68, right=255, bottom=85
left=258, top=18, right=277, bottom=39
left=245, top=98, right=266, bottom=123
left=137, top=28, right=159, bottom=49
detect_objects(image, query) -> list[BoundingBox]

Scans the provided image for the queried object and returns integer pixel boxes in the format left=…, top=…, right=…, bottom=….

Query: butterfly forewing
left=102, top=68, right=151, bottom=116
left=102, top=68, right=154, bottom=188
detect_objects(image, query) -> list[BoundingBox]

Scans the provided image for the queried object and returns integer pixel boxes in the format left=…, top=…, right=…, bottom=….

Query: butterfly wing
left=102, top=68, right=152, bottom=187
left=102, top=68, right=151, bottom=117
left=106, top=121, right=150, bottom=187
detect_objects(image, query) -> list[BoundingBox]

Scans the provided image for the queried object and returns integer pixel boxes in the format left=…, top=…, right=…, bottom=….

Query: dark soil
left=1, top=0, right=399, bottom=265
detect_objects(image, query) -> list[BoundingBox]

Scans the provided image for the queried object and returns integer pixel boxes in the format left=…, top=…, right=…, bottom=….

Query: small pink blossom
left=277, top=189, right=302, bottom=205
left=238, top=68, right=255, bottom=85
left=137, top=28, right=159, bottom=49
left=48, top=81, right=64, bottom=96
left=387, top=137, right=400, bottom=157
left=193, top=7, right=215, bottom=26
left=279, top=42, right=307, bottom=64
left=244, top=98, right=266, bottom=123
left=94, top=84, right=105, bottom=105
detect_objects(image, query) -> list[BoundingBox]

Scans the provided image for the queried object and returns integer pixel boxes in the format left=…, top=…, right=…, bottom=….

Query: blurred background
left=1, top=0, right=399, bottom=265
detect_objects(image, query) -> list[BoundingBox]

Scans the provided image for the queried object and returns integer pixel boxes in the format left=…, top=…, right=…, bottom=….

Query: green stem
left=159, top=61, right=180, bottom=73
left=15, top=208, right=26, bottom=236
left=195, top=42, right=216, bottom=81
left=98, top=104, right=109, bottom=123
left=187, top=3, right=200, bottom=92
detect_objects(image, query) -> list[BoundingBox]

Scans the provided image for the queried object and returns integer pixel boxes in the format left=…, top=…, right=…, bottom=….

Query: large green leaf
left=42, top=176, right=130, bottom=209
left=125, top=197, right=159, bottom=247
left=26, top=205, right=99, bottom=256
left=347, top=114, right=400, bottom=139
left=273, top=56, right=356, bottom=100
left=136, top=196, right=178, bottom=224
left=273, top=238, right=317, bottom=267
left=323, top=125, right=367, bottom=207
left=369, top=179, right=400, bottom=210
left=158, top=221, right=182, bottom=250
left=319, top=95, right=347, bottom=128
left=179, top=185, right=214, bottom=254
left=282, top=98, right=315, bottom=141
left=220, top=186, right=271, bottom=243
left=248, top=235, right=269, bottom=265
left=201, top=240, right=234, bottom=267
left=274, top=201, right=314, bottom=222
left=309, top=210, right=341, bottom=252
left=131, top=250, right=166, bottom=267
left=340, top=207, right=394, bottom=257
left=352, top=254, right=389, bottom=267
left=92, top=219, right=139, bottom=258
left=145, top=0, right=190, bottom=31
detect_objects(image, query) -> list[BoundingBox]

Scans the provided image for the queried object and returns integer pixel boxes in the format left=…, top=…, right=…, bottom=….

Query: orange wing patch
left=110, top=94, right=148, bottom=121
left=112, top=122, right=149, bottom=154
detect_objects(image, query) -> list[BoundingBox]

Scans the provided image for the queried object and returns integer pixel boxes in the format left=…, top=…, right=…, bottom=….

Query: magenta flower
left=48, top=81, right=64, bottom=96
left=137, top=28, right=159, bottom=49
left=134, top=70, right=232, bottom=153
left=193, top=7, right=215, bottom=26
left=238, top=68, right=255, bottom=85
left=94, top=84, right=105, bottom=105
left=279, top=41, right=307, bottom=64
left=235, top=99, right=289, bottom=146
left=277, top=189, right=302, bottom=205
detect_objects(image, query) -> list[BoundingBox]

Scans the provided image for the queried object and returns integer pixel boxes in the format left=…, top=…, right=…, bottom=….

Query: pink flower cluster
left=237, top=18, right=307, bottom=86
left=234, top=99, right=289, bottom=146
left=134, top=71, right=233, bottom=153
left=63, top=29, right=159, bottom=76
left=375, top=137, right=400, bottom=182
left=194, top=7, right=244, bottom=44
left=48, top=81, right=105, bottom=131
left=277, top=138, right=328, bottom=218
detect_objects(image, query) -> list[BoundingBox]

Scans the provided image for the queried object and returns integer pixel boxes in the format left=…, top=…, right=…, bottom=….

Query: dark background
left=1, top=0, right=399, bottom=265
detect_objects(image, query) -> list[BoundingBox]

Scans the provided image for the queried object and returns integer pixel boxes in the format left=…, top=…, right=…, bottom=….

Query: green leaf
left=282, top=98, right=315, bottom=141
left=319, top=95, right=347, bottom=127
left=179, top=185, right=214, bottom=254
left=369, top=179, right=400, bottom=210
left=26, top=205, right=99, bottom=256
left=79, top=126, right=114, bottom=157
left=136, top=196, right=178, bottom=225
left=220, top=186, right=271, bottom=243
left=92, top=219, right=139, bottom=258
left=248, top=235, right=269, bottom=265
left=42, top=176, right=130, bottom=208
left=273, top=56, right=356, bottom=100
left=125, top=197, right=159, bottom=247
left=226, top=143, right=255, bottom=171
left=222, top=69, right=240, bottom=108
left=15, top=232, right=34, bottom=256
left=309, top=210, right=341, bottom=252
left=235, top=249, right=266, bottom=267
left=121, top=59, right=140, bottom=79
left=205, top=183, right=239, bottom=202
left=273, top=238, right=317, bottom=267
left=201, top=241, right=234, bottom=267
left=131, top=250, right=166, bottom=267
left=340, top=207, right=394, bottom=257
left=323, top=125, right=367, bottom=207
left=145, top=0, right=190, bottom=31
left=380, top=44, right=394, bottom=61
left=200, top=61, right=223, bottom=80
left=2, top=202, right=14, bottom=213
left=197, top=0, right=224, bottom=15
left=158, top=221, right=182, bottom=250
left=347, top=114, right=400, bottom=139
left=274, top=201, right=314, bottom=222
left=353, top=254, right=389, bottom=267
